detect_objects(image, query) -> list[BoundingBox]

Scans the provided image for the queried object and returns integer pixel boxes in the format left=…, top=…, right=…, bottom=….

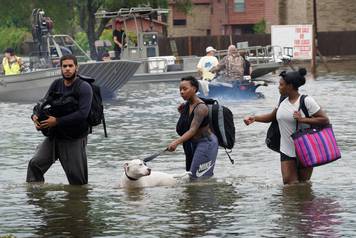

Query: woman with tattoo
left=168, top=76, right=218, bottom=179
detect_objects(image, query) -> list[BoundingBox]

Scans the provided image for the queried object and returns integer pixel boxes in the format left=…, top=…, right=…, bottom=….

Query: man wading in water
left=27, top=55, right=93, bottom=185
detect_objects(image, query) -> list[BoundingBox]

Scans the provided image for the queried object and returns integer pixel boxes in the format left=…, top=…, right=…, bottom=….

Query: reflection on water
left=0, top=66, right=356, bottom=237
left=26, top=185, right=100, bottom=237
left=176, top=181, right=238, bottom=237
left=272, top=184, right=342, bottom=237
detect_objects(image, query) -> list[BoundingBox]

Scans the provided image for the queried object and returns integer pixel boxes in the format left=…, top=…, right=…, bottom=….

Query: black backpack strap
left=299, top=94, right=309, bottom=118
left=102, top=114, right=108, bottom=137
left=192, top=102, right=206, bottom=112
left=199, top=97, right=218, bottom=105
left=225, top=148, right=234, bottom=164
left=278, top=95, right=287, bottom=107
left=75, top=76, right=108, bottom=138
left=46, top=78, right=62, bottom=97
left=72, top=78, right=84, bottom=99
left=296, top=94, right=309, bottom=130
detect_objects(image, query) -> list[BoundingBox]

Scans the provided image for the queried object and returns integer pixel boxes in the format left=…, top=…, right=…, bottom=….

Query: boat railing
left=134, top=55, right=199, bottom=74
left=49, top=34, right=91, bottom=61
left=27, top=51, right=84, bottom=69
left=135, top=57, right=171, bottom=74
left=215, top=45, right=286, bottom=65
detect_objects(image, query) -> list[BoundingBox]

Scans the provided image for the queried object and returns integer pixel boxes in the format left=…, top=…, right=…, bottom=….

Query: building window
left=173, top=6, right=187, bottom=26
left=173, top=19, right=186, bottom=26
left=234, top=0, right=245, bottom=12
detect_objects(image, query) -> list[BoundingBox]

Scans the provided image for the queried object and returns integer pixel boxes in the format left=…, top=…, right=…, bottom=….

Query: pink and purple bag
left=292, top=124, right=341, bottom=167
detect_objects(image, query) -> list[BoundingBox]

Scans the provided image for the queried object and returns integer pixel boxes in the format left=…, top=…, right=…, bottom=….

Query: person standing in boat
left=168, top=76, right=219, bottom=179
left=27, top=54, right=93, bottom=185
left=2, top=48, right=23, bottom=75
left=197, top=46, right=219, bottom=81
left=210, top=45, right=244, bottom=82
left=112, top=21, right=126, bottom=60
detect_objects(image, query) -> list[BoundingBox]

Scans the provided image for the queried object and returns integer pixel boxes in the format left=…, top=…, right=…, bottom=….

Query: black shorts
left=280, top=152, right=297, bottom=162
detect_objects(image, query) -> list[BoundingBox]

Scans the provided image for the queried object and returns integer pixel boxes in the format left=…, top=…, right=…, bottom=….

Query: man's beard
left=62, top=72, right=76, bottom=81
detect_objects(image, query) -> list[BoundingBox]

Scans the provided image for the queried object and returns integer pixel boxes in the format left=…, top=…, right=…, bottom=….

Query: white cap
left=206, top=46, right=216, bottom=53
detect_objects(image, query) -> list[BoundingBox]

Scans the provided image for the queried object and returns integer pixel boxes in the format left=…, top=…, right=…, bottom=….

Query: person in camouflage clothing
left=211, top=45, right=244, bottom=82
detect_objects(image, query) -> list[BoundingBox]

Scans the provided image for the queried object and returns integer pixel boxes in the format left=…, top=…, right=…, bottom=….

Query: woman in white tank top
left=243, top=68, right=329, bottom=185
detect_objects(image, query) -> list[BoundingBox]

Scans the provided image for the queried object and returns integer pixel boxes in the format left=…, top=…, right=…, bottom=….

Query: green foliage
left=0, top=234, right=16, bottom=238
left=74, top=31, right=89, bottom=52
left=175, top=0, right=193, bottom=14
left=0, top=0, right=32, bottom=28
left=99, top=29, right=114, bottom=50
left=253, top=18, right=266, bottom=34
left=126, top=32, right=138, bottom=47
left=101, top=0, right=168, bottom=9
left=0, top=0, right=74, bottom=33
left=0, top=0, right=169, bottom=57
left=99, top=29, right=113, bottom=42
left=0, top=27, right=30, bottom=53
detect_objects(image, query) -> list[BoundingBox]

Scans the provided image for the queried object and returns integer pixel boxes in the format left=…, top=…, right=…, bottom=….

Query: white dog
left=120, top=159, right=190, bottom=188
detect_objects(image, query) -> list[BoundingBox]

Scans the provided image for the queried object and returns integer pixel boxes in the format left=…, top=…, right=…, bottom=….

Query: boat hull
left=0, top=60, right=140, bottom=103
left=251, top=62, right=280, bottom=79
left=130, top=70, right=198, bottom=83
left=129, top=60, right=280, bottom=84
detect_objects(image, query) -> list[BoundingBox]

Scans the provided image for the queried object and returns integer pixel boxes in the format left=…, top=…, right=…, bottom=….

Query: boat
left=95, top=7, right=199, bottom=83
left=198, top=77, right=266, bottom=100
left=0, top=9, right=141, bottom=103
left=0, top=59, right=140, bottom=102
left=96, top=7, right=287, bottom=84
left=214, top=45, right=290, bottom=80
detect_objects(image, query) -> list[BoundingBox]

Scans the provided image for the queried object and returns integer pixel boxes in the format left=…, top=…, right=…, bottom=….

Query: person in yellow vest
left=2, top=48, right=23, bottom=75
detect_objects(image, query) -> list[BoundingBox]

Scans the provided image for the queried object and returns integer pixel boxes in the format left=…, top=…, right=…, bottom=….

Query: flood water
left=0, top=64, right=355, bottom=237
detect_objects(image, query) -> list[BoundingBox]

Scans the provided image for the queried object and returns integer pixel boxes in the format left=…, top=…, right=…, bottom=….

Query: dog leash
left=143, top=148, right=168, bottom=162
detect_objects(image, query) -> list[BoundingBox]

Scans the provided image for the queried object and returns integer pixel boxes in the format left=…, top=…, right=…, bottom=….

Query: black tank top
left=176, top=102, right=209, bottom=136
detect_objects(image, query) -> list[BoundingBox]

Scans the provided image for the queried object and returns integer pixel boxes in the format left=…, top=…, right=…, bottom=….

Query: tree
left=0, top=0, right=74, bottom=33
left=75, top=0, right=168, bottom=59
left=0, top=0, right=169, bottom=58
left=253, top=18, right=266, bottom=34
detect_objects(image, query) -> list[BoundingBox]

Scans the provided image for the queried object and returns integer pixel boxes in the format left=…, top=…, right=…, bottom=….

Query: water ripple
left=0, top=72, right=355, bottom=237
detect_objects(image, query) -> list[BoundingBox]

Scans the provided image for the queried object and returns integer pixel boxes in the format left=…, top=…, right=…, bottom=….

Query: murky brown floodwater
left=0, top=62, right=355, bottom=237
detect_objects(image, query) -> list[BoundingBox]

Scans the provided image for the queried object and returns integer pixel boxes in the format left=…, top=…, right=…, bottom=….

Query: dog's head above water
left=124, top=159, right=151, bottom=180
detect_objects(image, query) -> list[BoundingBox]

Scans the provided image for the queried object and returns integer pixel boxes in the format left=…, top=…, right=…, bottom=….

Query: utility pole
left=311, top=0, right=317, bottom=76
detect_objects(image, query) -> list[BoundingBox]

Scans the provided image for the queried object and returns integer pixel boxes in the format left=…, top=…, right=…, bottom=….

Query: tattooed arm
left=168, top=104, right=208, bottom=151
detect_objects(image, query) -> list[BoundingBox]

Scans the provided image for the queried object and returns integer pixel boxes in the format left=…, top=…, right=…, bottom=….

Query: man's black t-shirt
left=113, top=29, right=125, bottom=50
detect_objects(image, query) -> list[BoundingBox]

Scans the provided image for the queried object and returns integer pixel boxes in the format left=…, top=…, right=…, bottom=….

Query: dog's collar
left=124, top=167, right=138, bottom=181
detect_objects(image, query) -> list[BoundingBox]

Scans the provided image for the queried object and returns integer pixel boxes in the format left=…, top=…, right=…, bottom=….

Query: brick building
left=167, top=0, right=356, bottom=37
left=167, top=0, right=278, bottom=37
left=278, top=0, right=356, bottom=32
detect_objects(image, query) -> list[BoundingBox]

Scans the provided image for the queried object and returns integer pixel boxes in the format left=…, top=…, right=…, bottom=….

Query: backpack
left=76, top=75, right=107, bottom=137
left=200, top=97, right=235, bottom=164
left=265, top=95, right=308, bottom=152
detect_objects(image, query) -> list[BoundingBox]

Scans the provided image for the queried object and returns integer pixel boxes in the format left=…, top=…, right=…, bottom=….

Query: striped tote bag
left=292, top=124, right=341, bottom=168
